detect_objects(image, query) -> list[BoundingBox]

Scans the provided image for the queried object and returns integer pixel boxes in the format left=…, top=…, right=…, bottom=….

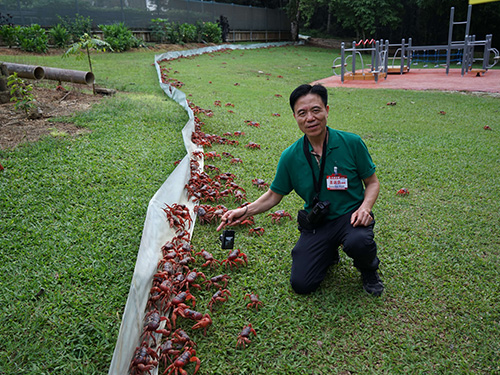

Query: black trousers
left=290, top=209, right=379, bottom=294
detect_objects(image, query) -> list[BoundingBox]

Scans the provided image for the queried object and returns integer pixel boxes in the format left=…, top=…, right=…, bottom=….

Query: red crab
left=171, top=291, right=196, bottom=309
left=183, top=269, right=207, bottom=290
left=194, top=250, right=220, bottom=268
left=208, top=288, right=232, bottom=312
left=222, top=249, right=248, bottom=269
left=222, top=151, right=233, bottom=158
left=252, top=178, right=269, bottom=189
left=230, top=158, right=243, bottom=164
left=244, top=120, right=260, bottom=127
left=129, top=341, right=159, bottom=375
left=203, top=274, right=231, bottom=290
left=244, top=293, right=264, bottom=311
left=171, top=329, right=197, bottom=349
left=204, top=164, right=220, bottom=173
left=171, top=304, right=204, bottom=327
left=149, top=278, right=175, bottom=310
left=163, top=203, right=192, bottom=231
left=245, top=142, right=261, bottom=149
left=141, top=310, right=171, bottom=347
left=267, top=209, right=292, bottom=223
left=157, top=339, right=181, bottom=368
left=233, top=189, right=247, bottom=202
left=233, top=131, right=245, bottom=136
left=236, top=324, right=257, bottom=349
left=204, top=151, right=221, bottom=160
left=397, top=188, right=409, bottom=196
left=238, top=217, right=255, bottom=227
left=191, top=313, right=212, bottom=336
left=272, top=113, right=280, bottom=116
left=249, top=227, right=265, bottom=236
left=484, top=125, right=492, bottom=130
left=164, top=348, right=200, bottom=375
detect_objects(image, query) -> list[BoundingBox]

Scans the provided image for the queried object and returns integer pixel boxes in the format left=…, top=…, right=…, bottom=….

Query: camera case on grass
left=219, top=230, right=235, bottom=249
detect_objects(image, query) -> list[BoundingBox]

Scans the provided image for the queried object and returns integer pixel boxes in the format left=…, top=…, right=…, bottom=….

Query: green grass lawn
left=1, top=45, right=499, bottom=374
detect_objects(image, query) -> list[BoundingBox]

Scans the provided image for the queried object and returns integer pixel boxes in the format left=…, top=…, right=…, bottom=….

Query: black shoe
left=361, top=269, right=384, bottom=297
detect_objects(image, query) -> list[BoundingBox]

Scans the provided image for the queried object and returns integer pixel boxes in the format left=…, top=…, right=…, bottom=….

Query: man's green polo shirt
left=270, top=127, right=376, bottom=220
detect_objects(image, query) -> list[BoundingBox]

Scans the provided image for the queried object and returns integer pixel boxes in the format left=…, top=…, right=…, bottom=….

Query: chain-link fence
left=0, top=0, right=289, bottom=31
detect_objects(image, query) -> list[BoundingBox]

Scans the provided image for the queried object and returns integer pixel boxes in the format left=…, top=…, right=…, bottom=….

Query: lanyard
left=302, top=134, right=328, bottom=201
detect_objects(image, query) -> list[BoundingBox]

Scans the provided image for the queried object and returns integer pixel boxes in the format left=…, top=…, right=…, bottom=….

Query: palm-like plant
left=63, top=33, right=112, bottom=94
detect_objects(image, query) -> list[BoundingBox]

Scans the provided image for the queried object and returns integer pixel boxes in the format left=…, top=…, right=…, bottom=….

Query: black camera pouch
left=297, top=209, right=314, bottom=230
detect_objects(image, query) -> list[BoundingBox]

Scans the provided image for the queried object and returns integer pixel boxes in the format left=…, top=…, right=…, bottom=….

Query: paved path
left=313, top=68, right=500, bottom=94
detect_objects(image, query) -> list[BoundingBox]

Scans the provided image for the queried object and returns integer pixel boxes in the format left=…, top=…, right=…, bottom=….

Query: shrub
left=150, top=18, right=169, bottom=43
left=57, top=14, right=93, bottom=43
left=0, top=24, right=18, bottom=48
left=99, top=22, right=140, bottom=52
left=17, top=24, right=48, bottom=53
left=199, top=21, right=222, bottom=43
left=49, top=24, right=71, bottom=48
left=166, top=22, right=181, bottom=44
left=7, top=72, right=35, bottom=115
left=179, top=23, right=197, bottom=43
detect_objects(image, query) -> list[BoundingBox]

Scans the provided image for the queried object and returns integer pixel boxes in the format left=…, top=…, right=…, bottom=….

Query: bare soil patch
left=0, top=85, right=103, bottom=150
left=0, top=42, right=215, bottom=151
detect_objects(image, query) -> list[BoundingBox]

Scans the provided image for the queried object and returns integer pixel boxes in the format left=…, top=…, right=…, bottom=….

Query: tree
left=63, top=33, right=112, bottom=94
left=331, top=0, right=402, bottom=40
left=286, top=0, right=301, bottom=41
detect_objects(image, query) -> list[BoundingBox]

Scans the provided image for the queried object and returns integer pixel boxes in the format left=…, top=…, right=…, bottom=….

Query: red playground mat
left=313, top=68, right=500, bottom=93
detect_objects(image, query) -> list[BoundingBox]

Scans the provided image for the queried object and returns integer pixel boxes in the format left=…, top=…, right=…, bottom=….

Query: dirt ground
left=0, top=84, right=103, bottom=150
left=0, top=43, right=208, bottom=151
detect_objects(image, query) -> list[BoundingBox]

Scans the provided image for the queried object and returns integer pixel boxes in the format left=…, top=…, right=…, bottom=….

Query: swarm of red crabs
left=128, top=68, right=292, bottom=374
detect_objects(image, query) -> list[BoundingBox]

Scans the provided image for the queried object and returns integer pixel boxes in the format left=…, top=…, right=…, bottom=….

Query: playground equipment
left=333, top=39, right=389, bottom=82
left=333, top=5, right=499, bottom=83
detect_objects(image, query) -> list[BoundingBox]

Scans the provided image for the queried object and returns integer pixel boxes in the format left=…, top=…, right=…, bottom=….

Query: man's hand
left=216, top=189, right=284, bottom=231
left=216, top=206, right=248, bottom=231
left=351, top=173, right=379, bottom=227
left=350, top=208, right=373, bottom=227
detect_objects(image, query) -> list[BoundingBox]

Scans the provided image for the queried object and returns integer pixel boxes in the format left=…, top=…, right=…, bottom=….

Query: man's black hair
left=289, top=84, right=328, bottom=112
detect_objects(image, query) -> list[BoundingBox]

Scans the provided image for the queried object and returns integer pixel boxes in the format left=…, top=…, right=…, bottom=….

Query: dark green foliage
left=99, top=22, right=141, bottom=52
left=150, top=19, right=222, bottom=44
left=198, top=21, right=222, bottom=43
left=150, top=18, right=169, bottom=43
left=17, top=24, right=48, bottom=53
left=57, top=14, right=93, bottom=43
left=49, top=24, right=71, bottom=48
left=178, top=22, right=197, bottom=43
left=0, top=24, right=18, bottom=48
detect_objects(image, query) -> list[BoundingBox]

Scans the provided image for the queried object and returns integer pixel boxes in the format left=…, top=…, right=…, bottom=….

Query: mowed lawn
left=0, top=44, right=499, bottom=374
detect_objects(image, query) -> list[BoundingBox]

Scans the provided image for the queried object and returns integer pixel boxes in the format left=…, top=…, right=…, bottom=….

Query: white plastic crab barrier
left=108, top=41, right=295, bottom=375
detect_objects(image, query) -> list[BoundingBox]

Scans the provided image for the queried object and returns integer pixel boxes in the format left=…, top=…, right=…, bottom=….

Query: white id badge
left=327, top=167, right=348, bottom=190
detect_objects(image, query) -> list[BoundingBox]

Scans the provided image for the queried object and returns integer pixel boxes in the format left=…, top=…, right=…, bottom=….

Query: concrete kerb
left=108, top=41, right=296, bottom=375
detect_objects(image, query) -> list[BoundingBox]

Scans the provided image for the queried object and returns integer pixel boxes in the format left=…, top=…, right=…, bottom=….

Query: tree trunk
left=326, top=2, right=332, bottom=34
left=290, top=1, right=301, bottom=41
